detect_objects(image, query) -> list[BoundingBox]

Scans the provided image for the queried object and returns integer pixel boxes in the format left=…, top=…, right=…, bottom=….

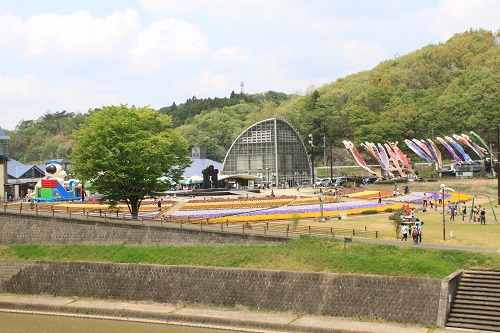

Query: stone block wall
left=0, top=213, right=288, bottom=246
left=0, top=260, right=443, bottom=325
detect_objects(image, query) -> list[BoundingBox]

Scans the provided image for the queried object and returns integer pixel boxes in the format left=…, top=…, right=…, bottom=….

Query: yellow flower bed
left=344, top=190, right=379, bottom=198
left=47, top=202, right=174, bottom=211
left=448, top=192, right=471, bottom=202
left=181, top=197, right=295, bottom=210
left=290, top=196, right=339, bottom=205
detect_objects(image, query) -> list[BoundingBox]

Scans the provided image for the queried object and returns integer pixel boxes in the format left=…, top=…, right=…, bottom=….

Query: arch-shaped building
left=221, top=117, right=311, bottom=187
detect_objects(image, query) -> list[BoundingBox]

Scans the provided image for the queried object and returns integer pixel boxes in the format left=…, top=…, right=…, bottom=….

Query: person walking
left=377, top=191, right=382, bottom=204
left=411, top=226, right=419, bottom=245
left=461, top=201, right=467, bottom=221
left=401, top=224, right=408, bottom=241
left=422, top=193, right=427, bottom=207
left=157, top=200, right=162, bottom=211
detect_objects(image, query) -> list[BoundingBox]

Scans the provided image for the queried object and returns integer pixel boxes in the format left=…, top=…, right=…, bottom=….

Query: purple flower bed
left=169, top=200, right=392, bottom=219
left=235, top=201, right=391, bottom=216
left=390, top=191, right=451, bottom=203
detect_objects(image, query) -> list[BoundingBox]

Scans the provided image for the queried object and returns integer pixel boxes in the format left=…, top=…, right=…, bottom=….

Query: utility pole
left=308, top=134, right=314, bottom=185
left=330, top=137, right=334, bottom=182
left=323, top=135, right=327, bottom=166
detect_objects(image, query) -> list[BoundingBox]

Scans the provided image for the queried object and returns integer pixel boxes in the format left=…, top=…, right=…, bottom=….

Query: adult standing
left=411, top=226, right=419, bottom=245
left=480, top=208, right=486, bottom=224
left=401, top=224, right=408, bottom=241
left=377, top=191, right=382, bottom=204
left=422, top=193, right=427, bottom=207
left=461, top=201, right=467, bottom=221
left=157, top=200, right=162, bottom=211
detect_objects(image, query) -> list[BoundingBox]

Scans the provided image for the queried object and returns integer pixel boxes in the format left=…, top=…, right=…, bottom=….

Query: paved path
left=0, top=294, right=481, bottom=333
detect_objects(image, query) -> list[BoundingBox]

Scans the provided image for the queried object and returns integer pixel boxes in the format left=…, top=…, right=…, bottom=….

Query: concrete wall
left=437, top=270, right=463, bottom=327
left=0, top=213, right=288, bottom=246
left=0, top=260, right=443, bottom=325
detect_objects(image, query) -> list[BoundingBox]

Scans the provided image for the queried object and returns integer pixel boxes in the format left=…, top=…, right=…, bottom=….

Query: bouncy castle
left=32, top=160, right=82, bottom=202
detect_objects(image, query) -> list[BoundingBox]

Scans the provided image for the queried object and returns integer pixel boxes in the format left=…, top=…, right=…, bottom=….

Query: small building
left=450, top=161, right=482, bottom=178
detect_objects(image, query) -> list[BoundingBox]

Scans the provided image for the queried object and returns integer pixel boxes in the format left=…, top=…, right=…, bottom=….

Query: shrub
left=360, top=210, right=379, bottom=215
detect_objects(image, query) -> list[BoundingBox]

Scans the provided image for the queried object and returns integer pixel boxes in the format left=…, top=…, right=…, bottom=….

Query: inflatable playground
left=30, top=160, right=83, bottom=202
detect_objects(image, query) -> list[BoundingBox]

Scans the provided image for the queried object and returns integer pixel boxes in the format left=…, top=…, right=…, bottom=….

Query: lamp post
left=441, top=183, right=446, bottom=241
left=266, top=167, right=270, bottom=189
left=308, top=134, right=314, bottom=186
left=329, top=137, right=334, bottom=183
left=317, top=188, right=324, bottom=222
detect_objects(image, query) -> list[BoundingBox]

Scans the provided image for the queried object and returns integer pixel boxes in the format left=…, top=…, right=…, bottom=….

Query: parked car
left=320, top=178, right=334, bottom=187
left=335, top=177, right=353, bottom=186
left=315, top=178, right=329, bottom=186
left=362, top=177, right=380, bottom=184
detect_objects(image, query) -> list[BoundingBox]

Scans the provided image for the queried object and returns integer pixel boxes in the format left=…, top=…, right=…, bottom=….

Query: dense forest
left=4, top=29, right=499, bottom=167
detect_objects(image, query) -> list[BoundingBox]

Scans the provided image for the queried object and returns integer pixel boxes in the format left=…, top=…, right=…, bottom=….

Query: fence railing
left=2, top=202, right=379, bottom=239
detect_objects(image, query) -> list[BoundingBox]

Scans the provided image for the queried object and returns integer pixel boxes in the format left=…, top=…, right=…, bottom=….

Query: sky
left=0, top=0, right=499, bottom=131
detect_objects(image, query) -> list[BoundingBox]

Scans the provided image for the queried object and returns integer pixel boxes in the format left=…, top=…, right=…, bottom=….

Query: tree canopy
left=70, top=105, right=191, bottom=217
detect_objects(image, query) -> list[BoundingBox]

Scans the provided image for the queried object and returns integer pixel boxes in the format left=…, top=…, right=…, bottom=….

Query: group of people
left=401, top=219, right=422, bottom=245
left=421, top=192, right=439, bottom=211
left=473, top=205, right=487, bottom=224
left=445, top=200, right=468, bottom=221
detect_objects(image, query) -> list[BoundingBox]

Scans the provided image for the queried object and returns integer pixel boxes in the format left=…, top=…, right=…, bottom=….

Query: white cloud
left=342, top=40, right=387, bottom=71
left=422, top=0, right=500, bottom=40
left=173, top=69, right=233, bottom=98
left=129, top=18, right=209, bottom=71
left=11, top=9, right=141, bottom=63
left=212, top=46, right=252, bottom=64
left=0, top=73, right=128, bottom=130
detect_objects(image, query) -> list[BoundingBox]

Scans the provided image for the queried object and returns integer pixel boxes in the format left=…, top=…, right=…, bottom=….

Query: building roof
left=0, top=127, right=9, bottom=139
left=7, top=159, right=45, bottom=179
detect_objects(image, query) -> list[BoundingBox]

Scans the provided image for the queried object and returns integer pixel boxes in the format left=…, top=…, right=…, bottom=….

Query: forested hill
left=277, top=28, right=499, bottom=151
left=5, top=29, right=499, bottom=165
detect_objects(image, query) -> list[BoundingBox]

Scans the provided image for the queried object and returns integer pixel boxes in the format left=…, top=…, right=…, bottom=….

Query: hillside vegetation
left=5, top=29, right=499, bottom=166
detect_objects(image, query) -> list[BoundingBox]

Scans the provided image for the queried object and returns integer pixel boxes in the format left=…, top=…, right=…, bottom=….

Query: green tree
left=70, top=105, right=191, bottom=218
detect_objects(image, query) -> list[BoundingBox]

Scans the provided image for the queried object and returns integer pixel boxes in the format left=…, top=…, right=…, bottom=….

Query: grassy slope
left=1, top=237, right=498, bottom=279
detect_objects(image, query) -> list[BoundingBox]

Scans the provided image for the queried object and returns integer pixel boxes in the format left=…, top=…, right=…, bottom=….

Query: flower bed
left=180, top=196, right=295, bottom=210
left=48, top=200, right=177, bottom=212
left=390, top=191, right=471, bottom=204
left=344, top=190, right=393, bottom=199
left=169, top=200, right=401, bottom=223
left=289, top=196, right=340, bottom=205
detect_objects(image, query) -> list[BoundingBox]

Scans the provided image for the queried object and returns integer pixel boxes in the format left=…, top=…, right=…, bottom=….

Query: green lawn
left=1, top=237, right=498, bottom=279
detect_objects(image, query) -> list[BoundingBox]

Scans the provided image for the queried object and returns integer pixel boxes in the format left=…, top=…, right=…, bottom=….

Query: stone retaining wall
left=0, top=213, right=287, bottom=246
left=0, top=260, right=443, bottom=325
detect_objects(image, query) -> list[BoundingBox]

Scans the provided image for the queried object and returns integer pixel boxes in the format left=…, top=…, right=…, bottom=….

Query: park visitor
left=401, top=224, right=408, bottom=241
